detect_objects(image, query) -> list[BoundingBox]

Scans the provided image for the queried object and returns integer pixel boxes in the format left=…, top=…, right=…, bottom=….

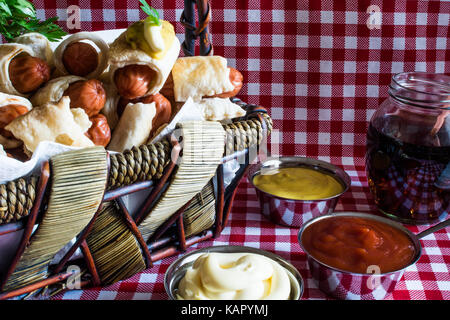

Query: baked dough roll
left=0, top=43, right=38, bottom=96
left=0, top=93, right=33, bottom=149
left=108, top=19, right=180, bottom=100
left=30, top=75, right=84, bottom=107
left=100, top=82, right=121, bottom=130
left=171, top=56, right=237, bottom=102
left=53, top=32, right=109, bottom=79
left=108, top=102, right=156, bottom=153
left=0, top=144, right=6, bottom=157
left=5, top=96, right=94, bottom=154
left=195, top=98, right=246, bottom=121
left=13, top=32, right=54, bottom=69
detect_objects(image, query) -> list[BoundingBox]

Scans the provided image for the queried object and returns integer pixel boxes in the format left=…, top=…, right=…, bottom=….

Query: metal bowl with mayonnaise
left=248, top=157, right=351, bottom=227
left=164, top=245, right=304, bottom=300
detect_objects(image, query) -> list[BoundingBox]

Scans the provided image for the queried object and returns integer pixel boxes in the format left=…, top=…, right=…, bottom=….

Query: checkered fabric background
left=12, top=0, right=450, bottom=300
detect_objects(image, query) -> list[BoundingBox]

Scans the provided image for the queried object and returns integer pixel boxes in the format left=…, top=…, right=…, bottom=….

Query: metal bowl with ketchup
left=298, top=212, right=450, bottom=300
left=248, top=157, right=350, bottom=227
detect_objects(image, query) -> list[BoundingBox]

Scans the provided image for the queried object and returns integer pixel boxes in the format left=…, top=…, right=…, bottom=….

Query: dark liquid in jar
left=366, top=116, right=450, bottom=224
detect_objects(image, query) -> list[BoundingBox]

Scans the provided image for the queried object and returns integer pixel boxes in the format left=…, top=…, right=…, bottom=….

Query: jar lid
left=389, top=72, right=450, bottom=110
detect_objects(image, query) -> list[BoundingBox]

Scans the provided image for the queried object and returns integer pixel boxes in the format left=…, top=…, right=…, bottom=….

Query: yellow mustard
left=126, top=20, right=175, bottom=59
left=176, top=252, right=292, bottom=300
left=253, top=167, right=344, bottom=200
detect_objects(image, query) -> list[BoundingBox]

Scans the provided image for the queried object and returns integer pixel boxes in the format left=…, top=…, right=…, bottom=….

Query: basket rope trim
left=0, top=113, right=272, bottom=226
left=2, top=147, right=108, bottom=292
left=138, top=121, right=225, bottom=241
left=0, top=176, right=38, bottom=225
left=108, top=139, right=172, bottom=190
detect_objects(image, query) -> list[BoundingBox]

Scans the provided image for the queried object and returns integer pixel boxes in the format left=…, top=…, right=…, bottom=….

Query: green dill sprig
left=139, top=0, right=161, bottom=26
left=0, top=0, right=66, bottom=42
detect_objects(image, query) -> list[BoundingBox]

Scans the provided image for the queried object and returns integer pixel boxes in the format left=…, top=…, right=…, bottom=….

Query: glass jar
left=366, top=72, right=450, bottom=225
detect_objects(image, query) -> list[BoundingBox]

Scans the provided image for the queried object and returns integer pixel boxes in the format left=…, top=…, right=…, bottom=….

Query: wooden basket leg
left=181, top=0, right=196, bottom=56
left=213, top=164, right=225, bottom=238
left=79, top=240, right=101, bottom=287
left=147, top=199, right=192, bottom=245
left=196, top=0, right=213, bottom=56
left=134, top=135, right=181, bottom=226
left=176, top=214, right=187, bottom=252
left=116, top=197, right=153, bottom=269
left=52, top=203, right=104, bottom=275
left=181, top=0, right=213, bottom=56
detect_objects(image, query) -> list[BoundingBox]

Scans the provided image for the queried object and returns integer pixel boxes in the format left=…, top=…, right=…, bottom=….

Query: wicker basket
left=0, top=0, right=272, bottom=299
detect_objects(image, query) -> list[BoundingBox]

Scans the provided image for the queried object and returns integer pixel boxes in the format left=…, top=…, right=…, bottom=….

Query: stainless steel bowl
left=297, top=212, right=423, bottom=300
left=164, top=245, right=304, bottom=300
left=248, top=157, right=351, bottom=228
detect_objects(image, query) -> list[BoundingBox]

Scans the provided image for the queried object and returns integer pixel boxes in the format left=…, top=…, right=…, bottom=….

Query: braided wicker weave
left=0, top=176, right=37, bottom=225
left=108, top=139, right=172, bottom=190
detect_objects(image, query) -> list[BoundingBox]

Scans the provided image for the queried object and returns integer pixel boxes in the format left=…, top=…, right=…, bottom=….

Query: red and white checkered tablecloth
left=51, top=167, right=450, bottom=300
left=15, top=0, right=450, bottom=300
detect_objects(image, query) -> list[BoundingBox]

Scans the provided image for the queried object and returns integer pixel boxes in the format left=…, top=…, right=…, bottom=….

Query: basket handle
left=181, top=0, right=213, bottom=56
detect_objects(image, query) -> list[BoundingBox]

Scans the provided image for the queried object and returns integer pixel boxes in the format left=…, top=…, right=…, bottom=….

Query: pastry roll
left=171, top=56, right=236, bottom=102
left=117, top=93, right=171, bottom=136
left=108, top=102, right=156, bottom=153
left=0, top=93, right=33, bottom=149
left=195, top=98, right=246, bottom=121
left=100, top=82, right=121, bottom=130
left=30, top=75, right=84, bottom=107
left=5, top=96, right=94, bottom=154
left=0, top=43, right=37, bottom=96
left=53, top=32, right=109, bottom=79
left=108, top=19, right=180, bottom=99
left=13, top=32, right=54, bottom=69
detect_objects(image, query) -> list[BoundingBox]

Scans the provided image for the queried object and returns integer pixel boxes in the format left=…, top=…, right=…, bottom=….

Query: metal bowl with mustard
left=248, top=157, right=351, bottom=227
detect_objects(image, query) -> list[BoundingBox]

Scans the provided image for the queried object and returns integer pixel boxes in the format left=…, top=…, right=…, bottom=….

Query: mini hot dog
left=160, top=66, right=243, bottom=101
left=13, top=32, right=54, bottom=69
left=0, top=93, right=33, bottom=149
left=62, top=42, right=99, bottom=77
left=117, top=92, right=171, bottom=136
left=0, top=43, right=51, bottom=97
left=63, top=79, right=106, bottom=117
left=9, top=54, right=51, bottom=94
left=163, top=56, right=243, bottom=102
left=53, top=32, right=109, bottom=79
left=31, top=76, right=107, bottom=118
left=85, top=113, right=111, bottom=147
left=108, top=18, right=180, bottom=100
left=114, top=64, right=157, bottom=100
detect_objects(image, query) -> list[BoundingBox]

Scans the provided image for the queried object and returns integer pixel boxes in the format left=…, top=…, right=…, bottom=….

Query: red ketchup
left=301, top=216, right=416, bottom=274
